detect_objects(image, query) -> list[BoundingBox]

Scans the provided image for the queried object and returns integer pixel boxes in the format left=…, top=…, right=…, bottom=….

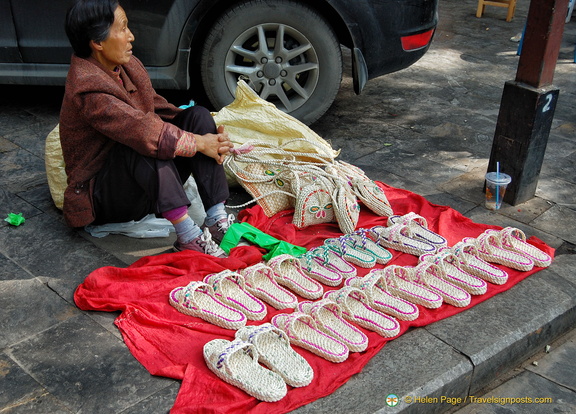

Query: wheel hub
left=263, top=62, right=282, bottom=79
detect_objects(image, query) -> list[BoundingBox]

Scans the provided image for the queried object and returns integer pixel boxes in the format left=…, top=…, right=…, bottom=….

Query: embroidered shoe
left=173, top=228, right=227, bottom=257
left=206, top=213, right=235, bottom=244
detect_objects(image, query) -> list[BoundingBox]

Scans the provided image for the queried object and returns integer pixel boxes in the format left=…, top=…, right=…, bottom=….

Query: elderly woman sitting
left=60, top=0, right=234, bottom=257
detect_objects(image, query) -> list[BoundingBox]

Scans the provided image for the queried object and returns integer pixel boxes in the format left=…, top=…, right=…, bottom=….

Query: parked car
left=0, top=0, right=439, bottom=124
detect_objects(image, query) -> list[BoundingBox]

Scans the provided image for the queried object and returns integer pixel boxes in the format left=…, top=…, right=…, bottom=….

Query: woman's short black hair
left=65, top=0, right=120, bottom=58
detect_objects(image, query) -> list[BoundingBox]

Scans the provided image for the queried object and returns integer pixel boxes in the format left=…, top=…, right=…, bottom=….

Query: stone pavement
left=1, top=0, right=575, bottom=412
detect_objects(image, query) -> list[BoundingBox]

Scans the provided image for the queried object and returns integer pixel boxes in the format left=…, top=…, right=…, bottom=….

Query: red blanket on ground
left=74, top=183, right=554, bottom=414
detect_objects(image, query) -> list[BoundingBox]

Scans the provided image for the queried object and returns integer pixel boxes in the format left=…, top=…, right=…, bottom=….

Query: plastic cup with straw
left=485, top=162, right=511, bottom=210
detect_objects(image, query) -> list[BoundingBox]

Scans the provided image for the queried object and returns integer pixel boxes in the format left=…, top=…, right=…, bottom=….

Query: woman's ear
left=90, top=39, right=103, bottom=52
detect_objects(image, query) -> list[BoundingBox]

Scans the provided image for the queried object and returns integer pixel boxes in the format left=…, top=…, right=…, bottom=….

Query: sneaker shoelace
left=198, top=228, right=222, bottom=256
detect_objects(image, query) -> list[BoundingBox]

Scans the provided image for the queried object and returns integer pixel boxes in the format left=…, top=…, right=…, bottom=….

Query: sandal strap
left=246, top=323, right=289, bottom=346
left=216, top=340, right=258, bottom=375
left=205, top=270, right=246, bottom=294
left=182, top=281, right=213, bottom=309
left=307, top=298, right=342, bottom=320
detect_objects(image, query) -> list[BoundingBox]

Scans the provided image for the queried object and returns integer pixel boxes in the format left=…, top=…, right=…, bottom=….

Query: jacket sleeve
left=74, top=84, right=182, bottom=160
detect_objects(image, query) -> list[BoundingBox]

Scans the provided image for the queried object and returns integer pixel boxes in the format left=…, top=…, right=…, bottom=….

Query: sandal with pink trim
left=324, top=286, right=401, bottom=338
left=446, top=242, right=508, bottom=285
left=271, top=312, right=349, bottom=363
left=298, top=299, right=369, bottom=352
left=411, top=262, right=471, bottom=307
left=379, top=266, right=443, bottom=309
left=239, top=263, right=299, bottom=310
left=204, top=270, right=267, bottom=320
left=267, top=254, right=324, bottom=300
left=387, top=212, right=447, bottom=250
left=169, top=281, right=247, bottom=330
left=420, top=250, right=488, bottom=295
left=489, top=227, right=552, bottom=268
left=464, top=231, right=534, bottom=271
left=345, top=272, right=420, bottom=321
left=369, top=223, right=437, bottom=256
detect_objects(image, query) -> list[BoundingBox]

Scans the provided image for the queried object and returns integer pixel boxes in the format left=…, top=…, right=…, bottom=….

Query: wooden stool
left=476, top=0, right=518, bottom=22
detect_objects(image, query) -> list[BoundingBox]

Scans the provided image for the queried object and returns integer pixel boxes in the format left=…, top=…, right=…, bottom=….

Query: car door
left=0, top=0, right=22, bottom=63
left=9, top=0, right=72, bottom=63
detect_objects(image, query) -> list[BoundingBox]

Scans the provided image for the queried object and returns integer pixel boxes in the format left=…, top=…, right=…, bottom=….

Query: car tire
left=200, top=0, right=342, bottom=125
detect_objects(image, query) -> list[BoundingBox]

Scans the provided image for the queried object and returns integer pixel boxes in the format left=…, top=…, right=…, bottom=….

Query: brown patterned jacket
left=59, top=55, right=183, bottom=228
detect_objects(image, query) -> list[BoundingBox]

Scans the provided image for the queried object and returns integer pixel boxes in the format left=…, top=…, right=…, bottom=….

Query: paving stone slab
left=455, top=371, right=576, bottom=414
left=0, top=278, right=80, bottom=348
left=530, top=205, right=576, bottom=245
left=425, top=262, right=576, bottom=394
left=293, top=329, right=472, bottom=414
left=7, top=314, right=173, bottom=413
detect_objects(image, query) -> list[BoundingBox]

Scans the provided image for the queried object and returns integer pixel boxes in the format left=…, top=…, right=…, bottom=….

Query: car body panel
left=0, top=0, right=438, bottom=93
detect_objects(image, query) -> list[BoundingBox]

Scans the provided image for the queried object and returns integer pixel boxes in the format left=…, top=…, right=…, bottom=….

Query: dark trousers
left=92, top=106, right=229, bottom=225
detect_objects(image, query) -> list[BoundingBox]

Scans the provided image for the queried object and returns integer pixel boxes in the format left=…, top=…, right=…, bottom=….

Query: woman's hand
left=196, top=125, right=234, bottom=164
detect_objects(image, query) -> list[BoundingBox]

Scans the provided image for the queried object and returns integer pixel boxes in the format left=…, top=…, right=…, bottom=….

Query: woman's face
left=92, top=6, right=134, bottom=70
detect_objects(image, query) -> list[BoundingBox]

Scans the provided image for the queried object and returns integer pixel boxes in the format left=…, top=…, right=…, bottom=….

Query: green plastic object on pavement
left=220, top=222, right=306, bottom=260
left=5, top=212, right=25, bottom=226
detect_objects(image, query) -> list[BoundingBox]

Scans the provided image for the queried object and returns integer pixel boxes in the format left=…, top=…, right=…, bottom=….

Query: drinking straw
left=496, top=162, right=500, bottom=208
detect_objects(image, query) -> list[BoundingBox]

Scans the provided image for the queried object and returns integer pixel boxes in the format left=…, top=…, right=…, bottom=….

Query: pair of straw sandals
left=169, top=255, right=336, bottom=330
left=203, top=323, right=313, bottom=402
left=300, top=213, right=448, bottom=279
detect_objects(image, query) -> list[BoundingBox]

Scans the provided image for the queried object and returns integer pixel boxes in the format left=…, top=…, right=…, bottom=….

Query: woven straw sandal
left=369, top=223, right=437, bottom=256
left=306, top=245, right=357, bottom=279
left=268, top=254, right=324, bottom=300
left=169, top=281, right=247, bottom=330
left=324, top=287, right=401, bottom=338
left=387, top=212, right=447, bottom=249
left=420, top=251, right=488, bottom=295
left=239, top=263, right=299, bottom=310
left=464, top=231, right=534, bottom=272
left=298, top=249, right=344, bottom=287
left=490, top=227, right=552, bottom=268
left=203, top=338, right=287, bottom=401
left=204, top=270, right=267, bottom=321
left=324, top=236, right=377, bottom=268
left=347, top=229, right=393, bottom=265
left=235, top=323, right=314, bottom=387
left=412, top=262, right=471, bottom=307
left=380, top=266, right=443, bottom=309
left=446, top=242, right=508, bottom=285
left=271, top=312, right=349, bottom=363
left=298, top=299, right=369, bottom=353
left=345, top=273, right=419, bottom=321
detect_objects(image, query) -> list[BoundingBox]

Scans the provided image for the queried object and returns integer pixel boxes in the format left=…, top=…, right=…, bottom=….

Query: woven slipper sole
left=235, top=324, right=314, bottom=387
left=325, top=287, right=401, bottom=338
left=465, top=232, right=534, bottom=272
left=204, top=338, right=287, bottom=402
left=169, top=282, right=247, bottom=330
left=298, top=299, right=369, bottom=353
left=381, top=266, right=443, bottom=309
left=370, top=224, right=437, bottom=257
left=307, top=245, right=357, bottom=279
left=268, top=254, right=324, bottom=300
left=346, top=274, right=420, bottom=321
left=271, top=312, right=349, bottom=363
left=413, top=262, right=471, bottom=307
left=420, top=253, right=488, bottom=295
left=492, top=227, right=552, bottom=268
left=387, top=212, right=447, bottom=249
left=348, top=230, right=393, bottom=265
left=240, top=264, right=299, bottom=310
left=447, top=243, right=508, bottom=285
left=204, top=271, right=267, bottom=320
left=324, top=237, right=377, bottom=268
left=298, top=253, right=344, bottom=287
